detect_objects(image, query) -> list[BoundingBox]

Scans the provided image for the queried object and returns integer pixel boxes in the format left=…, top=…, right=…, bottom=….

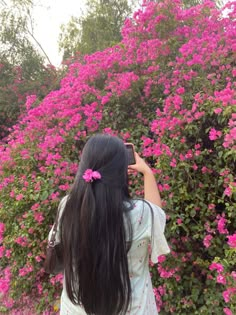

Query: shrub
left=0, top=0, right=235, bottom=314
left=0, top=62, right=61, bottom=141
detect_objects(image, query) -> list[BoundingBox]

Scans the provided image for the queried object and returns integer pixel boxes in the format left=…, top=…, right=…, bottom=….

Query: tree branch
left=25, top=10, right=52, bottom=65
left=26, top=27, right=52, bottom=65
left=0, top=0, right=7, bottom=6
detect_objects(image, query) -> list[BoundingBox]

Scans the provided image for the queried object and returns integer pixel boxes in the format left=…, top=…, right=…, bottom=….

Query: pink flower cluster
left=216, top=214, right=229, bottom=235
left=223, top=308, right=233, bottom=315
left=209, top=262, right=224, bottom=273
left=0, top=267, right=11, bottom=295
left=203, top=234, right=213, bottom=248
left=0, top=222, right=5, bottom=243
left=227, top=234, right=236, bottom=248
left=19, top=265, right=33, bottom=277
left=209, top=128, right=222, bottom=141
left=14, top=236, right=28, bottom=247
left=209, top=261, right=236, bottom=311
left=222, top=287, right=236, bottom=303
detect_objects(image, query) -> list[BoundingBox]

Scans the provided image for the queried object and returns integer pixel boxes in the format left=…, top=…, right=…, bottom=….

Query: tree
left=59, top=0, right=136, bottom=59
left=0, top=0, right=52, bottom=66
left=182, top=0, right=224, bottom=8
left=0, top=0, right=60, bottom=140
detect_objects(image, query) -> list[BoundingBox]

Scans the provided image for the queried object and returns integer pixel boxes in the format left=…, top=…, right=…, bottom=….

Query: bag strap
left=48, top=203, right=62, bottom=248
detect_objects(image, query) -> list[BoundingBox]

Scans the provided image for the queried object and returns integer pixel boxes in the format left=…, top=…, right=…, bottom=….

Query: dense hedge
left=0, top=61, right=60, bottom=141
left=0, top=1, right=235, bottom=314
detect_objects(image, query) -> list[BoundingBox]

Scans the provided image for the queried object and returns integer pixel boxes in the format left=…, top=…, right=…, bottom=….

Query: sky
left=32, top=0, right=87, bottom=67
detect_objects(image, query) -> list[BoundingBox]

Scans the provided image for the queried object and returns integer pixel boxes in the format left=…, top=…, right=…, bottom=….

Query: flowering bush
left=0, top=0, right=235, bottom=314
left=0, top=62, right=60, bottom=140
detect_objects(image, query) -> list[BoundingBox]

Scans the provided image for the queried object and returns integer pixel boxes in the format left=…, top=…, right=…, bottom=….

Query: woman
left=51, top=134, right=170, bottom=315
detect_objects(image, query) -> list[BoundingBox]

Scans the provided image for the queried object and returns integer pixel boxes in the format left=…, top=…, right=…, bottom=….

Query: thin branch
left=25, top=10, right=52, bottom=65
left=26, top=27, right=52, bottom=65
left=1, top=0, right=52, bottom=65
left=27, top=7, right=34, bottom=34
left=0, top=0, right=7, bottom=6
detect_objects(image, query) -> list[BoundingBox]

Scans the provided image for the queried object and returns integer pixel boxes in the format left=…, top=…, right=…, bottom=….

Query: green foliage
left=0, top=0, right=62, bottom=139
left=0, top=0, right=45, bottom=65
left=0, top=59, right=61, bottom=139
left=182, top=0, right=224, bottom=9
left=59, top=0, right=135, bottom=58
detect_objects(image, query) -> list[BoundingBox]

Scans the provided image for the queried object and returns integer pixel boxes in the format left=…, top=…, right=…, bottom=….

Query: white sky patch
left=32, top=0, right=87, bottom=67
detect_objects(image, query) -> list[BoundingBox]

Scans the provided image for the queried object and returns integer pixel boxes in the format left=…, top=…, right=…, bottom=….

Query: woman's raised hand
left=128, top=152, right=162, bottom=207
left=128, top=152, right=152, bottom=175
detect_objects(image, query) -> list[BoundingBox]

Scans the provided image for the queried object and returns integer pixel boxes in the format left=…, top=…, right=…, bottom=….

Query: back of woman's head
left=79, top=134, right=129, bottom=190
left=61, top=134, right=132, bottom=315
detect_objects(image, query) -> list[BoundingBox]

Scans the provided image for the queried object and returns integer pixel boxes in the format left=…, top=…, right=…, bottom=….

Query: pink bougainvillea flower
left=0, top=222, right=5, bottom=234
left=222, top=288, right=236, bottom=303
left=34, top=212, right=44, bottom=224
left=35, top=256, right=42, bottom=262
left=5, top=249, right=11, bottom=258
left=231, top=271, right=236, bottom=281
left=214, top=108, right=222, bottom=114
left=209, top=128, right=222, bottom=140
left=209, top=262, right=224, bottom=273
left=0, top=279, right=10, bottom=294
left=15, top=193, right=24, bottom=201
left=0, top=246, right=5, bottom=258
left=31, top=203, right=40, bottom=211
left=158, top=255, right=166, bottom=263
left=177, top=218, right=182, bottom=225
left=0, top=267, right=11, bottom=294
left=208, top=204, right=215, bottom=210
left=101, top=95, right=111, bottom=105
left=50, top=192, right=59, bottom=200
left=37, top=283, right=43, bottom=295
left=25, top=94, right=37, bottom=111
left=203, top=235, right=213, bottom=248
left=216, top=274, right=226, bottom=285
left=227, top=234, right=236, bottom=248
left=15, top=236, right=28, bottom=247
left=19, top=265, right=33, bottom=277
left=176, top=87, right=185, bottom=94
left=216, top=214, right=228, bottom=235
left=28, top=228, right=34, bottom=234
left=58, top=183, right=70, bottom=191
left=224, top=187, right=232, bottom=197
left=223, top=290, right=230, bottom=303
left=9, top=190, right=15, bottom=198
left=223, top=308, right=233, bottom=315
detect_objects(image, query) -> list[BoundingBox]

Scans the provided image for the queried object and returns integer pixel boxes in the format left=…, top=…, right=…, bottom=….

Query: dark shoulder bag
left=44, top=208, right=63, bottom=275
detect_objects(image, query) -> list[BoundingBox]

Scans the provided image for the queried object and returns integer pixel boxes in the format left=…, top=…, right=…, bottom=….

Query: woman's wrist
left=142, top=166, right=153, bottom=176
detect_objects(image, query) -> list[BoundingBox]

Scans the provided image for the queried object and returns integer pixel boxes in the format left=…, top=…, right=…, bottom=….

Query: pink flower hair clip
left=82, top=169, right=101, bottom=183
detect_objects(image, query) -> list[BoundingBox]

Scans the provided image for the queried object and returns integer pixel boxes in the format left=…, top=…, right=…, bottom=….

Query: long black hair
left=60, top=134, right=133, bottom=315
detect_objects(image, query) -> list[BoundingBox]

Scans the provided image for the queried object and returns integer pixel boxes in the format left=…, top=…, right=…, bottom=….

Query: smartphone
left=125, top=143, right=136, bottom=165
